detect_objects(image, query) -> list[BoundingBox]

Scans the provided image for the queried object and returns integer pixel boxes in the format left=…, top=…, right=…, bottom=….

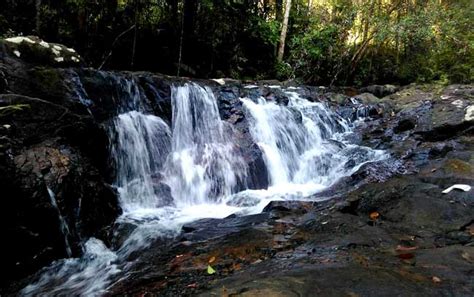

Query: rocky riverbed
left=1, top=37, right=473, bottom=296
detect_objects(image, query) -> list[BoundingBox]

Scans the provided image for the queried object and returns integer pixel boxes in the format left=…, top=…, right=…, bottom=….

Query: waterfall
left=110, top=111, right=171, bottom=212
left=22, top=82, right=385, bottom=296
left=111, top=83, right=246, bottom=209
left=240, top=91, right=383, bottom=194
left=22, top=239, right=120, bottom=296
left=164, top=83, right=246, bottom=205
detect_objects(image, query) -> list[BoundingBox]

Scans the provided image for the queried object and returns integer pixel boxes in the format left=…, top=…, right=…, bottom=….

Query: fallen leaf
left=207, top=265, right=216, bottom=275
left=353, top=253, right=369, bottom=267
left=466, top=225, right=474, bottom=236
left=369, top=211, right=380, bottom=220
left=251, top=259, right=262, bottom=265
left=396, top=245, right=418, bottom=252
left=399, top=235, right=416, bottom=242
left=221, top=286, right=229, bottom=297
left=208, top=256, right=216, bottom=264
left=432, top=276, right=441, bottom=283
left=232, top=262, right=242, bottom=271
left=397, top=253, right=415, bottom=260
left=461, top=252, right=472, bottom=262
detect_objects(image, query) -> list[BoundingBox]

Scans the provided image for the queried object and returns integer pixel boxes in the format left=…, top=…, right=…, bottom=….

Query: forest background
left=1, top=0, right=472, bottom=86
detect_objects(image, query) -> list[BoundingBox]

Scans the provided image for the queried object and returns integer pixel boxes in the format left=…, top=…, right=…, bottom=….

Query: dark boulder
left=393, top=118, right=416, bottom=133
left=360, top=84, right=398, bottom=98
left=214, top=86, right=269, bottom=190
left=0, top=94, right=120, bottom=285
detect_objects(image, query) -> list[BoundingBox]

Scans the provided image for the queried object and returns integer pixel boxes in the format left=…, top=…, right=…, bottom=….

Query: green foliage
left=0, top=104, right=30, bottom=116
left=275, top=61, right=294, bottom=81
left=289, top=23, right=346, bottom=83
left=206, top=265, right=216, bottom=275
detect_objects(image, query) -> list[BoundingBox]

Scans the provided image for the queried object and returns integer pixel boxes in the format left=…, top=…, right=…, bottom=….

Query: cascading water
left=22, top=239, right=120, bottom=296
left=111, top=111, right=171, bottom=212
left=240, top=90, right=384, bottom=195
left=164, top=83, right=246, bottom=205
left=22, top=82, right=386, bottom=296
left=46, top=187, right=73, bottom=258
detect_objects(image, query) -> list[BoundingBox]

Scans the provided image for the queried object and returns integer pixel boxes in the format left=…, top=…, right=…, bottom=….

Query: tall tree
left=177, top=0, right=185, bottom=76
left=35, top=0, right=41, bottom=35
left=277, top=0, right=291, bottom=61
left=131, top=0, right=138, bottom=69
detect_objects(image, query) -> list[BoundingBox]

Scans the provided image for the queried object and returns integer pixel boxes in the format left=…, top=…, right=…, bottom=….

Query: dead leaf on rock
left=232, top=262, right=242, bottom=271
left=396, top=245, right=418, bottom=252
left=461, top=252, right=472, bottom=262
left=208, top=256, right=216, bottom=264
left=397, top=253, right=415, bottom=260
left=369, top=211, right=380, bottom=220
left=221, top=286, right=229, bottom=297
left=466, top=225, right=474, bottom=236
left=251, top=259, right=262, bottom=265
left=353, top=253, right=369, bottom=267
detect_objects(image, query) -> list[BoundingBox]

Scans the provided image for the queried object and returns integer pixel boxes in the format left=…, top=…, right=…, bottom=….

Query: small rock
left=212, top=78, right=225, bottom=85
left=465, top=105, right=474, bottom=121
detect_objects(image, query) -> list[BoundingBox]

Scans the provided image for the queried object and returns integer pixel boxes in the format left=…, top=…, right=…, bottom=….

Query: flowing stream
left=22, top=82, right=385, bottom=296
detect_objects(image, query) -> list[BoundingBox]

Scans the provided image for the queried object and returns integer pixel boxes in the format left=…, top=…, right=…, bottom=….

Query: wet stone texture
left=105, top=84, right=473, bottom=297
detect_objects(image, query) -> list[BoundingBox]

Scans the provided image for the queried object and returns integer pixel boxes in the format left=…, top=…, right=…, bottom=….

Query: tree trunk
left=35, top=0, right=41, bottom=35
left=177, top=0, right=185, bottom=76
left=277, top=0, right=291, bottom=62
left=131, top=0, right=138, bottom=69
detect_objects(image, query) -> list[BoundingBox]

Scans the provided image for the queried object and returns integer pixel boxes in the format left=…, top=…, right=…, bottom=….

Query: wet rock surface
left=1, top=39, right=473, bottom=296
left=104, top=84, right=473, bottom=297
left=0, top=94, right=120, bottom=286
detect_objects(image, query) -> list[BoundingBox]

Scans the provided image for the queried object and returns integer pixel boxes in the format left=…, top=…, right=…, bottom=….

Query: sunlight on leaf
left=207, top=265, right=216, bottom=275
